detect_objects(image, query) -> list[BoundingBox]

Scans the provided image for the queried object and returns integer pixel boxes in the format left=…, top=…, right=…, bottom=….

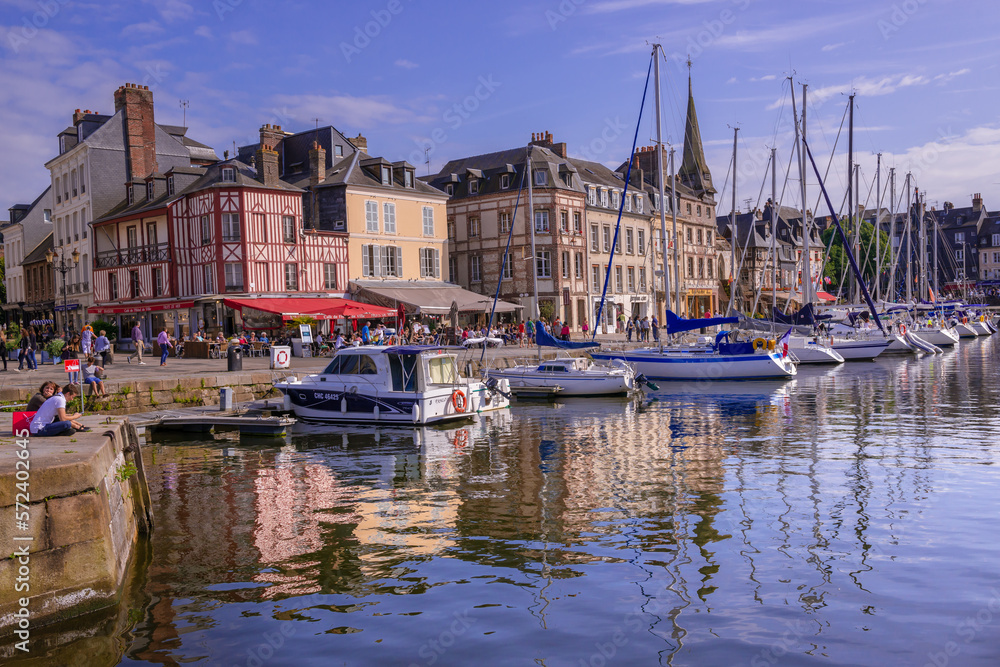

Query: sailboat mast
left=917, top=187, right=926, bottom=301
left=800, top=83, right=812, bottom=306
left=854, top=162, right=861, bottom=302
left=653, top=44, right=670, bottom=320
left=933, top=194, right=939, bottom=299
left=728, top=127, right=738, bottom=316
left=670, top=147, right=680, bottom=314
left=527, top=150, right=539, bottom=321
left=905, top=173, right=912, bottom=303
left=889, top=167, right=896, bottom=299
left=875, top=153, right=882, bottom=302
left=771, top=146, right=777, bottom=314
left=847, top=94, right=855, bottom=303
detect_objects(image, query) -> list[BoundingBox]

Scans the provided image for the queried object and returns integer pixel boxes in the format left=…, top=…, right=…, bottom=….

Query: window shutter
left=362, top=244, right=369, bottom=276
left=373, top=245, right=383, bottom=277
left=434, top=249, right=440, bottom=278
left=396, top=246, right=402, bottom=277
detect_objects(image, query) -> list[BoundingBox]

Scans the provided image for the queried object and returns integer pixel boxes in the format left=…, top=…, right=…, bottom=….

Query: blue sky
left=2, top=0, right=999, bottom=219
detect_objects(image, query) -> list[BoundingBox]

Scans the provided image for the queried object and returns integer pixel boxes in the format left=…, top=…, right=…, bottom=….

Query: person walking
left=94, top=330, right=111, bottom=366
left=651, top=314, right=660, bottom=342
left=26, top=326, right=38, bottom=371
left=0, top=328, right=7, bottom=372
left=128, top=321, right=146, bottom=365
left=361, top=321, right=371, bottom=345
left=17, top=327, right=28, bottom=371
left=80, top=324, right=94, bottom=356
left=157, top=327, right=173, bottom=366
left=625, top=317, right=634, bottom=342
left=640, top=317, right=650, bottom=343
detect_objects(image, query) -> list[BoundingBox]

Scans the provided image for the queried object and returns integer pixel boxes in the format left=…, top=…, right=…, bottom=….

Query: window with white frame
left=382, top=245, right=401, bottom=276
left=600, top=189, right=608, bottom=207
left=536, top=251, right=551, bottom=278
left=500, top=174, right=510, bottom=189
left=422, top=206, right=434, bottom=236
left=201, top=215, right=211, bottom=245
left=627, top=267, right=635, bottom=292
left=499, top=212, right=511, bottom=235
left=592, top=265, right=601, bottom=293
left=449, top=256, right=458, bottom=282
left=534, top=210, right=549, bottom=232
left=469, top=216, right=480, bottom=237
left=361, top=244, right=379, bottom=277
left=625, top=194, right=632, bottom=212
left=365, top=200, right=379, bottom=233
left=79, top=165, right=85, bottom=194
left=573, top=212, right=582, bottom=234
left=603, top=226, right=611, bottom=252
left=222, top=213, right=240, bottom=242
left=167, top=175, right=174, bottom=196
left=381, top=166, right=391, bottom=185
left=561, top=251, right=570, bottom=278
left=612, top=191, right=620, bottom=210
left=222, top=167, right=235, bottom=182
left=534, top=169, right=547, bottom=186
left=993, top=233, right=1000, bottom=246
left=625, top=228, right=634, bottom=254
left=587, top=187, right=596, bottom=206
left=224, top=263, right=243, bottom=291
left=324, top=263, right=337, bottom=290
left=109, top=273, right=118, bottom=300
left=639, top=267, right=647, bottom=291
left=502, top=254, right=514, bottom=280
left=203, top=265, right=214, bottom=293
left=956, top=248, right=964, bottom=261
left=636, top=195, right=643, bottom=214
left=282, top=215, right=296, bottom=243
left=560, top=210, right=569, bottom=232
left=574, top=252, right=582, bottom=279
left=146, top=181, right=154, bottom=200
left=153, top=268, right=163, bottom=296
left=469, top=179, right=479, bottom=195
left=637, top=229, right=645, bottom=255
left=471, top=255, right=482, bottom=282
left=383, top=202, right=397, bottom=233
left=614, top=266, right=623, bottom=292
left=284, top=263, right=298, bottom=290
left=404, top=171, right=413, bottom=188
left=420, top=248, right=440, bottom=278
left=446, top=183, right=454, bottom=196
left=956, top=232, right=965, bottom=243
left=590, top=224, right=599, bottom=251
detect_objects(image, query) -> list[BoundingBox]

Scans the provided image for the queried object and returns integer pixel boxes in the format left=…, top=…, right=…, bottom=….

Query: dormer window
left=445, top=183, right=454, bottom=196
left=43, top=209, right=52, bottom=223
left=146, top=181, right=155, bottom=201
left=405, top=170, right=413, bottom=188
left=636, top=195, right=643, bottom=214
left=469, top=179, right=479, bottom=195
left=334, top=144, right=343, bottom=157
left=222, top=167, right=237, bottom=182
left=127, top=185, right=134, bottom=205
left=534, top=169, right=547, bottom=186
left=501, top=174, right=510, bottom=189
left=167, top=175, right=175, bottom=196
left=600, top=189, right=608, bottom=207
left=381, top=166, right=391, bottom=185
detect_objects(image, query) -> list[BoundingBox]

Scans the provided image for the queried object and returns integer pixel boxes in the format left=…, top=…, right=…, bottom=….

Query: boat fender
left=752, top=337, right=767, bottom=351
left=767, top=339, right=776, bottom=351
left=451, top=389, right=467, bottom=412
left=282, top=394, right=292, bottom=412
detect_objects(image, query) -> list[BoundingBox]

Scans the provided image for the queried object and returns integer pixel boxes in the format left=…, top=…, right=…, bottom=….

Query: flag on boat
left=779, top=328, right=792, bottom=358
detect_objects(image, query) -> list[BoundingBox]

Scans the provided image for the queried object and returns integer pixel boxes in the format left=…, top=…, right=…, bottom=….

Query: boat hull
left=830, top=338, right=891, bottom=361
left=954, top=323, right=979, bottom=338
left=787, top=340, right=845, bottom=364
left=909, top=327, right=960, bottom=346
left=274, top=379, right=509, bottom=425
left=590, top=349, right=796, bottom=381
left=487, top=366, right=634, bottom=397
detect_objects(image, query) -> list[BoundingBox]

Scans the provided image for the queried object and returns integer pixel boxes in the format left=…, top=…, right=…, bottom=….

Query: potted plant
left=46, top=338, right=66, bottom=364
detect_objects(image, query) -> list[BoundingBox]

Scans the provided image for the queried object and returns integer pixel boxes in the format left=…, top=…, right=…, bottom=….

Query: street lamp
left=46, top=247, right=80, bottom=335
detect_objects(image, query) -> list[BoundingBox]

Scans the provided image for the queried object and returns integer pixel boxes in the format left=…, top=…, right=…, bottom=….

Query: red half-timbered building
left=91, top=151, right=349, bottom=338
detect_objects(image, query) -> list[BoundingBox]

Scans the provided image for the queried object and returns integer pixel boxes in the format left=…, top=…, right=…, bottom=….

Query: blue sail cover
left=665, top=309, right=738, bottom=335
left=770, top=303, right=831, bottom=325
left=536, top=322, right=599, bottom=349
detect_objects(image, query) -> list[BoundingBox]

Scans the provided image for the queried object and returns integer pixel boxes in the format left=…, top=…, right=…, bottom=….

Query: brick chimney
left=259, top=123, right=284, bottom=149
left=309, top=141, right=326, bottom=188
left=973, top=193, right=983, bottom=212
left=349, top=133, right=368, bottom=152
left=256, top=142, right=280, bottom=187
left=114, top=83, right=158, bottom=182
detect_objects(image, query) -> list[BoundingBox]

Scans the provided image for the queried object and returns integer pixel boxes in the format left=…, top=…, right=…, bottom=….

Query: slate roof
left=428, top=145, right=581, bottom=199
left=288, top=150, right=447, bottom=198
left=23, top=232, right=54, bottom=265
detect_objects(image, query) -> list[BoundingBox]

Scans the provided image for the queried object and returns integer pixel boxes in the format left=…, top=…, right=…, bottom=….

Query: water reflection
left=23, top=337, right=1000, bottom=665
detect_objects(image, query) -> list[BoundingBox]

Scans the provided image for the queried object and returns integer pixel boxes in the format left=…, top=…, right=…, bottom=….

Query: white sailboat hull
left=954, top=323, right=980, bottom=338
left=787, top=338, right=845, bottom=364
left=830, top=338, right=891, bottom=360
left=591, top=348, right=796, bottom=380
left=909, top=326, right=960, bottom=346
left=487, top=365, right=634, bottom=396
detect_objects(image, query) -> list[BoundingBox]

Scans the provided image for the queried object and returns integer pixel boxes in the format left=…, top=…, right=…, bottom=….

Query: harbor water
left=28, top=337, right=1000, bottom=665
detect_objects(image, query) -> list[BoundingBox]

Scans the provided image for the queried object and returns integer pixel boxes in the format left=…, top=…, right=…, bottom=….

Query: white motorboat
left=274, top=345, right=510, bottom=424
left=487, top=356, right=637, bottom=397
left=785, top=335, right=845, bottom=364
left=830, top=336, right=891, bottom=360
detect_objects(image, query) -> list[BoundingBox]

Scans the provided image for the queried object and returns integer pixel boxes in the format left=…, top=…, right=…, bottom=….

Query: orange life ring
left=900, top=324, right=906, bottom=334
left=962, top=317, right=968, bottom=324
left=451, top=389, right=467, bottom=412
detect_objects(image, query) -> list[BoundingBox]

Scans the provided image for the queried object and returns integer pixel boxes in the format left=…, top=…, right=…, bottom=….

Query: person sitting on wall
left=29, top=384, right=86, bottom=436
left=82, top=355, right=108, bottom=396
left=26, top=381, right=59, bottom=412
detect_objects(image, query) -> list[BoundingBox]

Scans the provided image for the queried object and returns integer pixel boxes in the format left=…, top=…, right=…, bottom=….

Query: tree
left=821, top=219, right=890, bottom=293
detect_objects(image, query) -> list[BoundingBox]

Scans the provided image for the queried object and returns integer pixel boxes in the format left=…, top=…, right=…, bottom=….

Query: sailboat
left=481, top=149, right=640, bottom=398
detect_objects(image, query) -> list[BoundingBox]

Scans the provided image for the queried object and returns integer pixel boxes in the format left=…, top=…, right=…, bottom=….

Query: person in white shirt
left=30, top=384, right=85, bottom=436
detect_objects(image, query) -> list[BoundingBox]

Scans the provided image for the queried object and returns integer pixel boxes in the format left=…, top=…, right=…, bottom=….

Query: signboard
left=54, top=303, right=80, bottom=312
left=299, top=324, right=313, bottom=343
left=63, top=359, right=80, bottom=373
left=270, top=346, right=291, bottom=369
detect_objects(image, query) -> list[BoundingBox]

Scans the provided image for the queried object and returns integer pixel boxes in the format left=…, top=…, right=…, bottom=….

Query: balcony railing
left=95, top=242, right=171, bottom=268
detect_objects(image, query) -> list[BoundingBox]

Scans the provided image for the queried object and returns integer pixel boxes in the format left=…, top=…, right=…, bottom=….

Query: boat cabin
left=318, top=346, right=460, bottom=393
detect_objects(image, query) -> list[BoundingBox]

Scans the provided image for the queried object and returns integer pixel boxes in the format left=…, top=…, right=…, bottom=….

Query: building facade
left=3, top=188, right=53, bottom=325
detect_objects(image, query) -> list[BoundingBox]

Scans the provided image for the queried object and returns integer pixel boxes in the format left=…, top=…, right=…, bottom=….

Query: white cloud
left=750, top=74, right=776, bottom=82
left=726, top=77, right=738, bottom=84
left=933, top=68, right=971, bottom=84
left=230, top=30, right=257, bottom=46
left=156, top=0, right=195, bottom=22
left=194, top=25, right=213, bottom=39
left=767, top=73, right=932, bottom=110
left=123, top=20, right=163, bottom=36
left=394, top=59, right=419, bottom=70
left=822, top=42, right=845, bottom=52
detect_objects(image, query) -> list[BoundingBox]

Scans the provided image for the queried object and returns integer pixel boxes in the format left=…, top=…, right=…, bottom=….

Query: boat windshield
left=426, top=355, right=457, bottom=385
left=389, top=354, right=418, bottom=392
left=322, top=354, right=377, bottom=375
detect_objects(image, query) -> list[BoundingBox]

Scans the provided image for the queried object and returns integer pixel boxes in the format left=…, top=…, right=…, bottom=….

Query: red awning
left=815, top=291, right=838, bottom=302
left=89, top=299, right=196, bottom=314
left=223, top=297, right=396, bottom=321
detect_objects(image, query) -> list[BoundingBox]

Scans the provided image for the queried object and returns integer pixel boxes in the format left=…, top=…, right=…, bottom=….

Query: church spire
left=679, top=63, right=716, bottom=199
